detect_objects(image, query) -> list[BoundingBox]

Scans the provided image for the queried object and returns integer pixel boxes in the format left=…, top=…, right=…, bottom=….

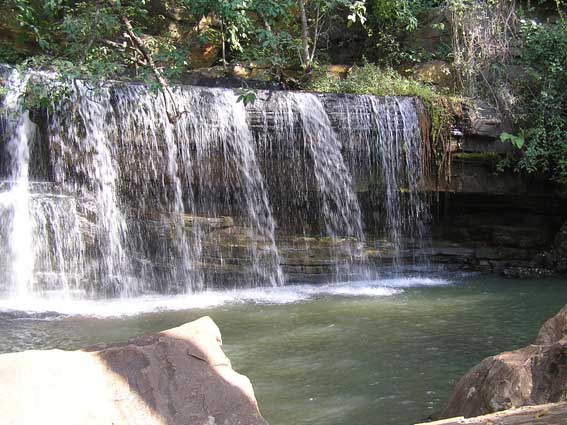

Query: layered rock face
left=0, top=317, right=268, bottom=425
left=439, top=305, right=567, bottom=420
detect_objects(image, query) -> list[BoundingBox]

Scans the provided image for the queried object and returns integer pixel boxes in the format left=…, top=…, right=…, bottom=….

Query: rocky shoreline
left=423, top=304, right=567, bottom=424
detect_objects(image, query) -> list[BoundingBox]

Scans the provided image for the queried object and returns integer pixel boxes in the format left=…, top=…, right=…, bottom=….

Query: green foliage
left=517, top=19, right=567, bottom=121
left=505, top=19, right=567, bottom=185
left=183, top=0, right=297, bottom=68
left=365, top=0, right=442, bottom=65
left=447, top=0, right=516, bottom=108
left=347, top=1, right=367, bottom=27
left=500, top=132, right=525, bottom=150
left=517, top=118, right=567, bottom=183
left=371, top=0, right=419, bottom=31
left=0, top=46, right=26, bottom=64
left=21, top=77, right=71, bottom=112
left=310, top=63, right=428, bottom=96
left=236, top=89, right=257, bottom=106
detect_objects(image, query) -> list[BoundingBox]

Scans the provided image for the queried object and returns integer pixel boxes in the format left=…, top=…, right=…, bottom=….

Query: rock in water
left=0, top=316, right=268, bottom=425
left=439, top=305, right=567, bottom=419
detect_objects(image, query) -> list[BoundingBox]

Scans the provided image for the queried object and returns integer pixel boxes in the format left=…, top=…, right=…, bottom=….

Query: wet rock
left=554, top=221, right=567, bottom=273
left=492, top=225, right=552, bottom=249
left=439, top=305, right=567, bottom=420
left=0, top=317, right=268, bottom=425
left=475, top=247, right=531, bottom=261
left=184, top=214, right=234, bottom=232
left=461, top=100, right=511, bottom=140
left=530, top=251, right=557, bottom=269
left=501, top=266, right=556, bottom=279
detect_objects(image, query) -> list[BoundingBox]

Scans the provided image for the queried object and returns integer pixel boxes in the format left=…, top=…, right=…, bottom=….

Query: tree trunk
left=297, top=0, right=311, bottom=72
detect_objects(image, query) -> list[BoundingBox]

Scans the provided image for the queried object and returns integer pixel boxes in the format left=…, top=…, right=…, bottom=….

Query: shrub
left=502, top=19, right=567, bottom=185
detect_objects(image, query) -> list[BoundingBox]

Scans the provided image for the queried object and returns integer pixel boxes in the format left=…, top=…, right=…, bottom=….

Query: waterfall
left=248, top=91, right=429, bottom=273
left=47, top=80, right=137, bottom=297
left=0, top=66, right=429, bottom=299
left=172, top=86, right=284, bottom=287
left=0, top=70, right=35, bottom=296
left=330, top=95, right=429, bottom=266
left=247, top=92, right=368, bottom=280
left=293, top=93, right=364, bottom=241
left=29, top=187, right=85, bottom=295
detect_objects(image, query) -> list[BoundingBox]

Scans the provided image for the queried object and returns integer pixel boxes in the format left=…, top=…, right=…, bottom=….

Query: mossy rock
left=412, top=60, right=455, bottom=90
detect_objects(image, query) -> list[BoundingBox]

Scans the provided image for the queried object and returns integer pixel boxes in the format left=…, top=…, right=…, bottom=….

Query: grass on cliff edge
left=307, top=64, right=457, bottom=144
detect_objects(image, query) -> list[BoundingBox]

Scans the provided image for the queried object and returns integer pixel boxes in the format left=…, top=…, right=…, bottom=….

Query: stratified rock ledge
left=0, top=316, right=268, bottom=425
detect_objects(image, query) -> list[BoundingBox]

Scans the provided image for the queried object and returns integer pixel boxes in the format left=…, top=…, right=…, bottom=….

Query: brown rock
left=439, top=305, right=567, bottom=420
left=0, top=316, right=268, bottom=425
left=187, top=42, right=221, bottom=69
left=412, top=60, right=455, bottom=89
left=406, top=7, right=450, bottom=54
left=231, top=64, right=273, bottom=82
left=536, top=304, right=567, bottom=345
left=419, top=401, right=567, bottom=425
left=460, top=100, right=512, bottom=139
left=326, top=64, right=351, bottom=78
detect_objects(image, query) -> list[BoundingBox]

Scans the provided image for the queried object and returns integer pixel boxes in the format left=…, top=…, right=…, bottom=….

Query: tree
left=297, top=0, right=367, bottom=72
left=1, top=0, right=368, bottom=94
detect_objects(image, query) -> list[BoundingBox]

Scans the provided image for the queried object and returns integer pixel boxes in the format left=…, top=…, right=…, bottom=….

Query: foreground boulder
left=420, top=402, right=567, bottom=425
left=0, top=316, right=268, bottom=425
left=439, top=305, right=567, bottom=420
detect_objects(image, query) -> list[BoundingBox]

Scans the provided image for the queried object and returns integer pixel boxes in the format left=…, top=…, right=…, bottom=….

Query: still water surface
left=1, top=274, right=566, bottom=425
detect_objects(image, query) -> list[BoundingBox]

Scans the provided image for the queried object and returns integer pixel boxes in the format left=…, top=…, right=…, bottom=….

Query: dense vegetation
left=507, top=18, right=567, bottom=185
left=1, top=0, right=566, bottom=185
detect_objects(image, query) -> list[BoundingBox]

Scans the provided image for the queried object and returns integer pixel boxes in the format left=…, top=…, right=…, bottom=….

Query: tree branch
left=119, top=15, right=180, bottom=124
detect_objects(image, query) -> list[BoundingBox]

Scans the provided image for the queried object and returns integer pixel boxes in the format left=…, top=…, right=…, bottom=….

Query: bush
left=503, top=19, right=567, bottom=185
left=308, top=63, right=454, bottom=144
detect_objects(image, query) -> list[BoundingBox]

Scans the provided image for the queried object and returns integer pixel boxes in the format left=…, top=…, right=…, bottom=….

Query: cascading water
left=29, top=188, right=85, bottom=294
left=293, top=93, right=364, bottom=241
left=48, top=80, right=137, bottom=297
left=0, top=70, right=36, bottom=297
left=331, top=95, right=429, bottom=266
left=173, top=86, right=283, bottom=287
left=0, top=66, right=429, bottom=300
left=45, top=79, right=284, bottom=294
left=248, top=91, right=428, bottom=274
left=247, top=92, right=368, bottom=279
